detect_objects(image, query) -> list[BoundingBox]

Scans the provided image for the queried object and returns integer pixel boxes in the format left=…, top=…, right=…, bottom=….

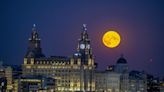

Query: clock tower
left=77, top=24, right=93, bottom=64
left=74, top=24, right=95, bottom=91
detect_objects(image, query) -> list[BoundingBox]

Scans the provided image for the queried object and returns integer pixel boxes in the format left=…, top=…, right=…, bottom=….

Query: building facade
left=95, top=71, right=120, bottom=92
left=115, top=55, right=129, bottom=92
left=20, top=24, right=150, bottom=92
left=22, top=24, right=96, bottom=92
left=13, top=76, right=55, bottom=92
left=147, top=74, right=160, bottom=92
left=0, top=63, right=13, bottom=92
left=129, top=71, right=147, bottom=92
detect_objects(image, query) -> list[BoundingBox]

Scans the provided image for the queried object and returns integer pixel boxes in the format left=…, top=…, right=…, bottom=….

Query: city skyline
left=0, top=24, right=161, bottom=92
left=0, top=0, right=164, bottom=77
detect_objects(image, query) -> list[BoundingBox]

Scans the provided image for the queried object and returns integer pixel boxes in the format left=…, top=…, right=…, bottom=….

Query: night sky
left=0, top=0, right=164, bottom=77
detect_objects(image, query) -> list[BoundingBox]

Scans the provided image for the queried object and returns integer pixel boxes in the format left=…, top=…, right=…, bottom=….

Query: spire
left=83, top=24, right=87, bottom=31
left=32, top=24, right=37, bottom=32
left=77, top=24, right=92, bottom=55
left=30, top=24, right=40, bottom=41
left=33, top=24, right=36, bottom=27
left=81, top=24, right=88, bottom=40
left=25, top=24, right=45, bottom=58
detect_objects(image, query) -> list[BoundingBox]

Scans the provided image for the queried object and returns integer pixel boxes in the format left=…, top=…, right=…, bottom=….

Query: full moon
left=102, top=31, right=121, bottom=48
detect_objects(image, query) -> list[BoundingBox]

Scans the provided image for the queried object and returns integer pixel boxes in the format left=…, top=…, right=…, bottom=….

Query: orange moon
left=102, top=31, right=121, bottom=48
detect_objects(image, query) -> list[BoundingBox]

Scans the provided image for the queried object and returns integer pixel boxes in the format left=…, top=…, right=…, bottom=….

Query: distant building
left=5, top=66, right=13, bottom=91
left=129, top=70, right=147, bottom=92
left=115, top=55, right=129, bottom=92
left=0, top=77, right=7, bottom=92
left=94, top=55, right=130, bottom=92
left=147, top=74, right=160, bottom=92
left=160, top=77, right=164, bottom=92
left=22, top=24, right=96, bottom=92
left=0, top=63, right=13, bottom=91
left=95, top=71, right=120, bottom=92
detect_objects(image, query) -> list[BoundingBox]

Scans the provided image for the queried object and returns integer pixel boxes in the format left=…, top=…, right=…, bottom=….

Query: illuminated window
left=88, top=59, right=92, bottom=65
left=31, top=58, right=34, bottom=64
left=24, top=58, right=27, bottom=64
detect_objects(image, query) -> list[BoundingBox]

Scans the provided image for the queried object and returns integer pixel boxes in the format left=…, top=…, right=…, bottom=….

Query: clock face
left=87, top=44, right=90, bottom=49
left=80, top=44, right=85, bottom=49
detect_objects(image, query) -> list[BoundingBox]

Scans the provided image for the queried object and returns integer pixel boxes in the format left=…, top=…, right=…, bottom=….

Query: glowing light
left=102, top=31, right=121, bottom=48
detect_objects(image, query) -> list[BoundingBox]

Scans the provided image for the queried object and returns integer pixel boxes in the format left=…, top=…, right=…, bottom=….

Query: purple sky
left=0, top=0, right=164, bottom=77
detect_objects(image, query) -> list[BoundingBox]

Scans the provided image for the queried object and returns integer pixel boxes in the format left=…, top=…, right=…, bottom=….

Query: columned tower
left=23, top=24, right=45, bottom=66
left=77, top=24, right=93, bottom=65
left=25, top=24, right=45, bottom=58
left=70, top=24, right=95, bottom=92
